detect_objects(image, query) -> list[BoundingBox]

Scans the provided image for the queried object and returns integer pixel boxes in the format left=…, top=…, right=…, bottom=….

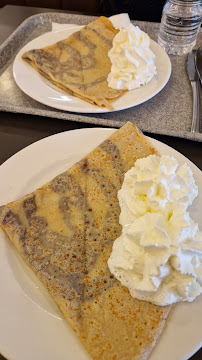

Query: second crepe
left=22, top=16, right=125, bottom=110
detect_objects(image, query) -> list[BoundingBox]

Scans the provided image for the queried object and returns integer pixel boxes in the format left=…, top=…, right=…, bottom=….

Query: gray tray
left=0, top=12, right=202, bottom=141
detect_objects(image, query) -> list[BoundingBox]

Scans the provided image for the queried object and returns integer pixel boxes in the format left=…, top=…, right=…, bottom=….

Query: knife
left=187, top=50, right=200, bottom=133
left=196, top=46, right=202, bottom=86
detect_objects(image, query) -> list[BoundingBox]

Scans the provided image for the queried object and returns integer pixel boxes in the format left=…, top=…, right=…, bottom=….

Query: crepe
left=0, top=122, right=171, bottom=360
left=22, top=16, right=125, bottom=110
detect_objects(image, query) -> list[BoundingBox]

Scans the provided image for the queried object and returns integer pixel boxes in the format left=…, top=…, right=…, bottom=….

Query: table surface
left=0, top=5, right=201, bottom=360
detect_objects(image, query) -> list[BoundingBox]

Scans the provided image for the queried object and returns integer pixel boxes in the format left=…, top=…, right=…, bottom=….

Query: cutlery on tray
left=187, top=49, right=201, bottom=133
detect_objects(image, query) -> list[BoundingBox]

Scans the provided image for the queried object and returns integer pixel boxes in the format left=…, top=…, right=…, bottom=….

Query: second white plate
left=13, top=25, right=171, bottom=113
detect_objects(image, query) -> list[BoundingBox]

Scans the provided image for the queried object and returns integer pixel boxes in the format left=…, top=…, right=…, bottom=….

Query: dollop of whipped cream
left=108, top=155, right=202, bottom=306
left=107, top=24, right=157, bottom=90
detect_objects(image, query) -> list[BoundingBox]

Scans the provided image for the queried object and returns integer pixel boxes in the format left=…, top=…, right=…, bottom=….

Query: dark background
left=0, top=0, right=165, bottom=21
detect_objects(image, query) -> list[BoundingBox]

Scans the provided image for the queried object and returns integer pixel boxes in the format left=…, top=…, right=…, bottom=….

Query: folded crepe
left=0, top=122, right=171, bottom=360
left=22, top=16, right=125, bottom=110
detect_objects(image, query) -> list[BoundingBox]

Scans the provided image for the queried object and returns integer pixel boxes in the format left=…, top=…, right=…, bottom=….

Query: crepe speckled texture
left=22, top=16, right=125, bottom=110
left=0, top=122, right=171, bottom=360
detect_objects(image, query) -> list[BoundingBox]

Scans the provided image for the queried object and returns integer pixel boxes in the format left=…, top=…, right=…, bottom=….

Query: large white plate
left=0, top=128, right=201, bottom=360
left=13, top=26, right=171, bottom=113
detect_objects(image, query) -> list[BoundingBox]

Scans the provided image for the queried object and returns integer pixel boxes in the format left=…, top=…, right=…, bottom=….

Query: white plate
left=0, top=128, right=201, bottom=360
left=13, top=26, right=171, bottom=113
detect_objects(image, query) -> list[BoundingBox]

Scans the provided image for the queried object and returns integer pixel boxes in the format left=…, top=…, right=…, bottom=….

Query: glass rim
left=169, top=0, right=201, bottom=3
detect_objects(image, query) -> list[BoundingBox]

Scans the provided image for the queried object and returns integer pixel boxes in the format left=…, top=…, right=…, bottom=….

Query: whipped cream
left=108, top=155, right=202, bottom=306
left=107, top=24, right=157, bottom=90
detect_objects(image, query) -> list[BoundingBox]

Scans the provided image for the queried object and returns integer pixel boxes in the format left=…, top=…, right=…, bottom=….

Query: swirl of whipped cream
left=107, top=24, right=157, bottom=90
left=108, top=155, right=202, bottom=306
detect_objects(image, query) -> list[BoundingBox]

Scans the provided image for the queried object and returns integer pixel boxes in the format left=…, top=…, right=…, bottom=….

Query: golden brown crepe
left=0, top=122, right=171, bottom=360
left=22, top=16, right=126, bottom=110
